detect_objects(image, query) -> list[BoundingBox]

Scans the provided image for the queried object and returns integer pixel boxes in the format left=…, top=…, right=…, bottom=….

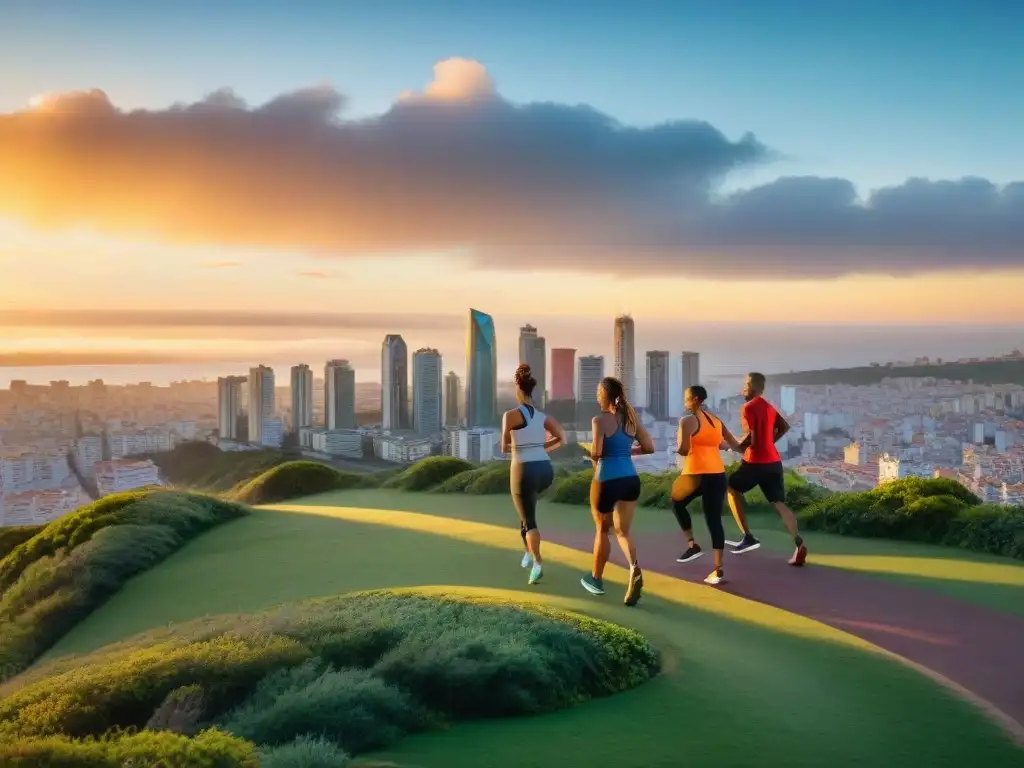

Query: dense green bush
left=260, top=735, right=349, bottom=768
left=144, top=441, right=288, bottom=492
left=942, top=504, right=1024, bottom=559
left=432, top=461, right=511, bottom=495
left=0, top=526, right=44, bottom=561
left=547, top=467, right=594, bottom=504
left=0, top=491, right=248, bottom=681
left=800, top=477, right=1024, bottom=559
left=230, top=461, right=376, bottom=505
left=382, top=456, right=475, bottom=491
left=542, top=463, right=819, bottom=513
left=0, top=728, right=258, bottom=766
left=0, top=592, right=659, bottom=762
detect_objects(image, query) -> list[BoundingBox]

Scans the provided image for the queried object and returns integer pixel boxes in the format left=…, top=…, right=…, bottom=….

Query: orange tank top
left=683, top=410, right=726, bottom=475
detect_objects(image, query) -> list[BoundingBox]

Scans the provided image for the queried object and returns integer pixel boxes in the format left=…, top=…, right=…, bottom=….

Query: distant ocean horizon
left=1, top=323, right=1019, bottom=388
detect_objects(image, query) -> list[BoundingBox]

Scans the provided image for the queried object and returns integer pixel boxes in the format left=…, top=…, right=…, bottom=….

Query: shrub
left=0, top=526, right=44, bottom=560
left=0, top=491, right=248, bottom=681
left=145, top=684, right=206, bottom=735
left=798, top=477, right=1024, bottom=559
left=547, top=468, right=594, bottom=504
left=432, top=462, right=511, bottom=495
left=260, top=735, right=350, bottom=768
left=0, top=728, right=258, bottom=767
left=220, top=661, right=425, bottom=753
left=382, top=457, right=475, bottom=491
left=0, top=592, right=659, bottom=760
left=943, top=504, right=1024, bottom=559
left=144, top=441, right=287, bottom=492
left=230, top=462, right=373, bottom=505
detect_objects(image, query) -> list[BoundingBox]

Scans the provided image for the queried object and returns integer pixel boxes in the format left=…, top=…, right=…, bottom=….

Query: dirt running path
left=546, top=529, right=1024, bottom=733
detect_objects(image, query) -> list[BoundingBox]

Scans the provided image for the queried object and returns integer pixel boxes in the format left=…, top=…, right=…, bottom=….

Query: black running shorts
left=593, top=474, right=642, bottom=515
left=727, top=460, right=786, bottom=504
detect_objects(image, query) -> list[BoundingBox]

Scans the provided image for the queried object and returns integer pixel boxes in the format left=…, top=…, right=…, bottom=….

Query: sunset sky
left=0, top=0, right=1021, bottom=383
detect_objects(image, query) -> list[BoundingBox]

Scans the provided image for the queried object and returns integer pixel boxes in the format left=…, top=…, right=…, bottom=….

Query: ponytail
left=615, top=394, right=639, bottom=436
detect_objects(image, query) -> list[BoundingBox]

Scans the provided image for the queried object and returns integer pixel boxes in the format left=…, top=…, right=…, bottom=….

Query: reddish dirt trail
left=546, top=529, right=1024, bottom=732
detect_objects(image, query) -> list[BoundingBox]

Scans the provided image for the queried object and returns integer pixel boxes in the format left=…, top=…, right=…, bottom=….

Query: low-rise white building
left=376, top=434, right=432, bottom=463
left=878, top=453, right=933, bottom=483
left=444, top=428, right=498, bottom=463
left=94, top=459, right=162, bottom=496
left=304, top=428, right=364, bottom=459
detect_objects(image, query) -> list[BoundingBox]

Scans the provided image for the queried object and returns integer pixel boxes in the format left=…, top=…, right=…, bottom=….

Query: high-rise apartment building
left=681, top=351, right=700, bottom=396
left=466, top=308, right=498, bottom=427
left=290, top=364, right=313, bottom=430
left=247, top=366, right=276, bottom=445
left=577, top=355, right=605, bottom=404
left=412, top=348, right=443, bottom=436
left=518, top=324, right=547, bottom=405
left=444, top=371, right=461, bottom=427
left=613, top=315, right=635, bottom=399
left=381, top=334, right=409, bottom=431
left=550, top=348, right=575, bottom=401
left=645, top=351, right=670, bottom=420
left=217, top=375, right=246, bottom=440
left=324, top=359, right=356, bottom=430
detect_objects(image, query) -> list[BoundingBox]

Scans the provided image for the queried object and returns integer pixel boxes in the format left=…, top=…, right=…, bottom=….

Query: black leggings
left=511, top=460, right=554, bottom=534
left=671, top=472, right=727, bottom=550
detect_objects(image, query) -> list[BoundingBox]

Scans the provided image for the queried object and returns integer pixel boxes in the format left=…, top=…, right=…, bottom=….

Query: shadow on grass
left=40, top=503, right=1024, bottom=767
left=280, top=488, right=1024, bottom=616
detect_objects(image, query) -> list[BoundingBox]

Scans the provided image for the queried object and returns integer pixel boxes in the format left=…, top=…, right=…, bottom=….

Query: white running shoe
left=704, top=569, right=725, bottom=586
left=528, top=563, right=543, bottom=585
left=521, top=552, right=533, bottom=569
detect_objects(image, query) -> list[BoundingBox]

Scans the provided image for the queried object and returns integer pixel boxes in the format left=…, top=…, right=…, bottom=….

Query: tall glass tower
left=465, top=308, right=498, bottom=427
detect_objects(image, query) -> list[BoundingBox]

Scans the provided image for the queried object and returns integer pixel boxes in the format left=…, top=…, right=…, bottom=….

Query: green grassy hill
left=774, top=358, right=1024, bottom=386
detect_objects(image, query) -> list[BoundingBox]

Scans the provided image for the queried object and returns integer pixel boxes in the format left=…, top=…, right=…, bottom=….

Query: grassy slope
left=47, top=499, right=1020, bottom=767
left=284, top=489, right=1024, bottom=617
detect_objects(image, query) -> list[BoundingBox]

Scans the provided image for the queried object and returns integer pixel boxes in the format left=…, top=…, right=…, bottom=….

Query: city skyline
left=0, top=2, right=1021, bottom=377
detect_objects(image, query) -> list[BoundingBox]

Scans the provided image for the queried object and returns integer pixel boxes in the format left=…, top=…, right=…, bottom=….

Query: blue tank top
left=597, top=422, right=637, bottom=482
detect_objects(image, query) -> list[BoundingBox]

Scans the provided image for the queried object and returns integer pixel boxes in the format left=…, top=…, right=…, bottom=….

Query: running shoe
left=789, top=543, right=808, bottom=567
left=676, top=543, right=704, bottom=563
left=528, top=562, right=543, bottom=584
left=704, top=568, right=725, bottom=586
left=520, top=551, right=533, bottom=569
left=731, top=534, right=761, bottom=554
left=580, top=574, right=605, bottom=595
left=624, top=566, right=644, bottom=607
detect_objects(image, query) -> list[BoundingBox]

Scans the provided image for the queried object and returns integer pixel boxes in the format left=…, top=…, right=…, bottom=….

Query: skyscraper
left=646, top=351, right=670, bottom=420
left=681, top=351, right=700, bottom=396
left=613, top=315, right=635, bottom=399
left=247, top=365, right=275, bottom=445
left=381, top=334, right=409, bottom=431
left=550, top=348, right=576, bottom=401
left=324, top=359, right=356, bottom=430
left=518, top=324, right=547, bottom=405
left=444, top=371, right=461, bottom=427
left=412, top=348, right=443, bottom=436
left=290, top=364, right=313, bottom=430
left=465, top=308, right=498, bottom=427
left=577, top=355, right=605, bottom=404
left=217, top=375, right=246, bottom=440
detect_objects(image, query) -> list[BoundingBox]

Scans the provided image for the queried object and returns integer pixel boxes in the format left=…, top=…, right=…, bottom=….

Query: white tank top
left=510, top=405, right=550, bottom=464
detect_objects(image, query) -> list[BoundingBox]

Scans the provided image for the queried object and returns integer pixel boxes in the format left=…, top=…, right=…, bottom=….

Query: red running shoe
left=789, top=543, right=808, bottom=567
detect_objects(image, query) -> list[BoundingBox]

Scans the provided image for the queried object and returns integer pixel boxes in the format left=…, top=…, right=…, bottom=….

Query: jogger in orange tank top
left=671, top=386, right=745, bottom=585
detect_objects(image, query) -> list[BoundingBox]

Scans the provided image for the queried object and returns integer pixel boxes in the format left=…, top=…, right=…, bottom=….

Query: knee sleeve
left=672, top=499, right=693, bottom=531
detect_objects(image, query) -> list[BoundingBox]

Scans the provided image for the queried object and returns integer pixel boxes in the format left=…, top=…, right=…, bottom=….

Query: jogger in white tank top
left=500, top=364, right=566, bottom=585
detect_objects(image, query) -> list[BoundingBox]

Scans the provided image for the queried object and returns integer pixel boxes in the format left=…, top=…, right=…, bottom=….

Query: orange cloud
left=1, top=58, right=1021, bottom=278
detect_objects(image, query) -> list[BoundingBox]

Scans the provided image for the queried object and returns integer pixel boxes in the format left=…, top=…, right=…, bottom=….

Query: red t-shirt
left=741, top=396, right=781, bottom=464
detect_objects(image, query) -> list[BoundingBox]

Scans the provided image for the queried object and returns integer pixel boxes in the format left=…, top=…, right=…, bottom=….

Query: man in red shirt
left=726, top=372, right=807, bottom=566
